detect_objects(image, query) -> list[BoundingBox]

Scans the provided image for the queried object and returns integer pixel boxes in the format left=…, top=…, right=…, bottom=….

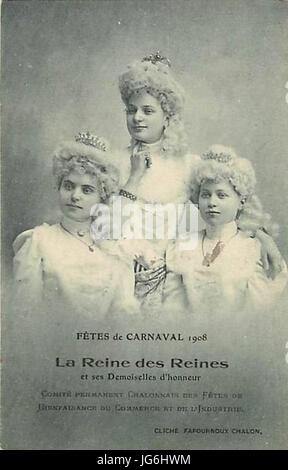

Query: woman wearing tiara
left=116, top=52, right=283, bottom=315
left=167, top=145, right=287, bottom=313
left=13, top=133, right=138, bottom=318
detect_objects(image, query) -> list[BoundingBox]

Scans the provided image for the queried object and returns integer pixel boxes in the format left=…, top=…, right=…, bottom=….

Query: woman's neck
left=205, top=221, right=238, bottom=241
left=133, top=139, right=163, bottom=154
left=60, top=216, right=91, bottom=234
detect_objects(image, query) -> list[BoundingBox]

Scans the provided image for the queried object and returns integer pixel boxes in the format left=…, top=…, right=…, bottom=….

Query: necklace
left=77, top=230, right=86, bottom=237
left=60, top=223, right=96, bottom=252
left=202, top=229, right=238, bottom=267
left=136, top=142, right=153, bottom=168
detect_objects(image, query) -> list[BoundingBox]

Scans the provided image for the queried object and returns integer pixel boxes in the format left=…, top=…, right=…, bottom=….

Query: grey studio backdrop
left=1, top=0, right=288, bottom=451
left=2, top=0, right=288, bottom=275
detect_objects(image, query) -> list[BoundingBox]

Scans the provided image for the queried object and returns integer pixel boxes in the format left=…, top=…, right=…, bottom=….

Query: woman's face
left=58, top=170, right=101, bottom=222
left=126, top=89, right=168, bottom=144
left=198, top=180, right=242, bottom=227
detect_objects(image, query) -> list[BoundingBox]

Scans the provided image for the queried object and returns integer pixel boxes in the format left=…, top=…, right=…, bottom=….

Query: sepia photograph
left=1, top=0, right=288, bottom=450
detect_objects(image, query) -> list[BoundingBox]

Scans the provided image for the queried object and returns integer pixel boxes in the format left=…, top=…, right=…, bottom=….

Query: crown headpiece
left=75, top=131, right=109, bottom=152
left=202, top=150, right=233, bottom=164
left=142, top=51, right=171, bottom=67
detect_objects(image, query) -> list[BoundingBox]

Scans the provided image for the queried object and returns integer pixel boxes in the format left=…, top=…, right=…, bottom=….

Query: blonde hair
left=119, top=58, right=188, bottom=157
left=191, top=145, right=279, bottom=237
left=53, top=141, right=119, bottom=202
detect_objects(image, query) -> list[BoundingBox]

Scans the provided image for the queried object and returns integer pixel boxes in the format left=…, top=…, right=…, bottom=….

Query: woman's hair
left=53, top=133, right=120, bottom=202
left=191, top=145, right=279, bottom=237
left=119, top=53, right=188, bottom=157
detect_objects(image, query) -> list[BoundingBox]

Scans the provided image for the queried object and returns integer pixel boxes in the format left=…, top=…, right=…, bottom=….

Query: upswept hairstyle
left=191, top=145, right=279, bottom=237
left=53, top=136, right=119, bottom=202
left=119, top=55, right=188, bottom=157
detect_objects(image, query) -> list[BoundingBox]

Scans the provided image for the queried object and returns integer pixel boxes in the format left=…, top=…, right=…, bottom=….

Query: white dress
left=13, top=223, right=138, bottom=317
left=117, top=141, right=200, bottom=204
left=167, top=221, right=288, bottom=313
left=116, top=143, right=201, bottom=314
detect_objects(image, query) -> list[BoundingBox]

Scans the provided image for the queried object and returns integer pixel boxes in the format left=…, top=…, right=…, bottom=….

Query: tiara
left=142, top=51, right=171, bottom=67
left=202, top=150, right=232, bottom=163
left=75, top=131, right=109, bottom=152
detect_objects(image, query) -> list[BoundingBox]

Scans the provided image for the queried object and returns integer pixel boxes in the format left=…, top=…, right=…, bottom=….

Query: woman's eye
left=144, top=109, right=154, bottom=114
left=82, top=187, right=94, bottom=194
left=126, top=108, right=135, bottom=115
left=63, top=182, right=73, bottom=190
left=218, top=192, right=228, bottom=199
left=200, top=193, right=209, bottom=198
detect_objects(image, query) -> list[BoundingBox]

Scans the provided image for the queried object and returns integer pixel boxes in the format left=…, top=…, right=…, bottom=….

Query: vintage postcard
left=1, top=0, right=288, bottom=450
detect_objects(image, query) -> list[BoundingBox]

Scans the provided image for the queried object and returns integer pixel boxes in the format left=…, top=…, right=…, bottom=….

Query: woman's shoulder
left=237, top=231, right=261, bottom=251
left=13, top=223, right=60, bottom=254
left=230, top=231, right=263, bottom=265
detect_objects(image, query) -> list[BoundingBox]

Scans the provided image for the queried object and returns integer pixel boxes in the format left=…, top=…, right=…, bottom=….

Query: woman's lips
left=133, top=126, right=147, bottom=131
left=66, top=204, right=83, bottom=209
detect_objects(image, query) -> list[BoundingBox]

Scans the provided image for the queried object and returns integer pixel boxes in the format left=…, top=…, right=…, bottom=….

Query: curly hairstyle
left=190, top=145, right=279, bottom=237
left=119, top=58, right=188, bottom=157
left=53, top=141, right=120, bottom=202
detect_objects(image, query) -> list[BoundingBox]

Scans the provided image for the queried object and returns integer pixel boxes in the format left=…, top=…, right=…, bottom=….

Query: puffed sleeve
left=13, top=228, right=44, bottom=309
left=246, top=239, right=288, bottom=309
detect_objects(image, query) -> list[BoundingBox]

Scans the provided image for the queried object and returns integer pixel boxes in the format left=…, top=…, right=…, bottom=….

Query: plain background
left=2, top=0, right=288, bottom=275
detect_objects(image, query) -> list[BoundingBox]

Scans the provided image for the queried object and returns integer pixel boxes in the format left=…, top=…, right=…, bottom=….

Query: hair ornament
left=71, top=154, right=102, bottom=176
left=142, top=51, right=171, bottom=67
left=202, top=150, right=233, bottom=164
left=53, top=132, right=119, bottom=201
left=191, top=145, right=257, bottom=200
left=190, top=144, right=280, bottom=236
left=75, top=131, right=109, bottom=152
